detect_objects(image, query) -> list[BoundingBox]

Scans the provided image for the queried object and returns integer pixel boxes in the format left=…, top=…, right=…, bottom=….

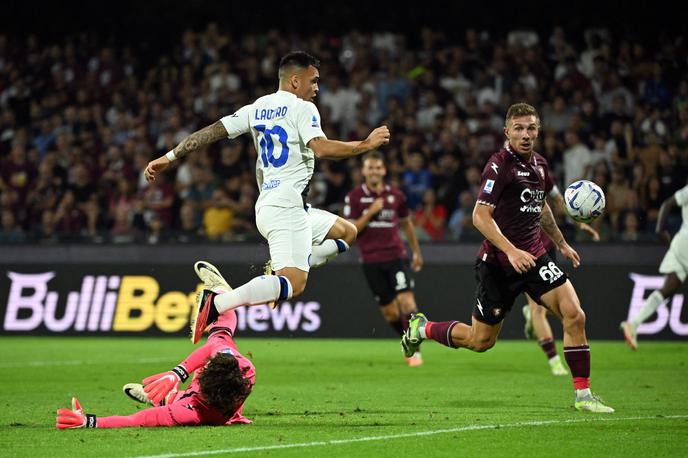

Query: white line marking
left=0, top=357, right=173, bottom=368
left=131, top=415, right=688, bottom=458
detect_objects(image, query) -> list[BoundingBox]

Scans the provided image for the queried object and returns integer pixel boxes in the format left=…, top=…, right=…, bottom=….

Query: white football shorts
left=256, top=205, right=338, bottom=272
left=659, top=232, right=688, bottom=282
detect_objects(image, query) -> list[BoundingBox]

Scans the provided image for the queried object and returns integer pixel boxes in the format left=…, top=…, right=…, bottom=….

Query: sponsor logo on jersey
left=517, top=171, right=530, bottom=177
left=261, top=179, right=281, bottom=190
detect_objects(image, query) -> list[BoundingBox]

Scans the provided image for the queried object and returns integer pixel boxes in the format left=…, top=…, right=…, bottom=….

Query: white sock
left=576, top=388, right=592, bottom=399
left=631, top=290, right=665, bottom=327
left=309, top=239, right=349, bottom=268
left=214, top=275, right=292, bottom=313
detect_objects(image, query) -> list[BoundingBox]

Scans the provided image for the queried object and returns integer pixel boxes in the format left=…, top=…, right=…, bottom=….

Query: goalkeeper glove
left=142, top=365, right=189, bottom=406
left=56, top=397, right=96, bottom=430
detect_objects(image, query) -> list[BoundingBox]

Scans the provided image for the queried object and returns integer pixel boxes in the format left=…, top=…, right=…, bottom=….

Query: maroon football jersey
left=344, top=184, right=409, bottom=263
left=476, top=145, right=554, bottom=267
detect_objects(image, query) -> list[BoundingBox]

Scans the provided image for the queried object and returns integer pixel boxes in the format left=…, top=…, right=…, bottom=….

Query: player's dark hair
left=363, top=150, right=384, bottom=165
left=198, top=352, right=252, bottom=417
left=278, top=51, right=320, bottom=79
left=505, top=102, right=540, bottom=125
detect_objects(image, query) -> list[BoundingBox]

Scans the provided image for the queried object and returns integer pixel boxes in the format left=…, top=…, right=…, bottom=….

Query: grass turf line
left=0, top=337, right=686, bottom=457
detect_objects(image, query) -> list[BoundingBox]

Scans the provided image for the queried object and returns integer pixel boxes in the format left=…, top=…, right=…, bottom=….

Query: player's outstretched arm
left=144, top=121, right=229, bottom=182
left=541, top=202, right=580, bottom=268
left=473, top=203, right=536, bottom=273
left=308, top=126, right=390, bottom=160
left=141, top=342, right=214, bottom=405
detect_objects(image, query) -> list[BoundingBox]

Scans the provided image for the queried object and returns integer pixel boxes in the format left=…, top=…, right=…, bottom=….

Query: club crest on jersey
left=387, top=195, right=395, bottom=204
left=311, top=115, right=320, bottom=127
left=483, top=179, right=495, bottom=194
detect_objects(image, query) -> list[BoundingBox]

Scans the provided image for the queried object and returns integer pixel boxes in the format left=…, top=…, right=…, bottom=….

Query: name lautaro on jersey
left=254, top=106, right=288, bottom=121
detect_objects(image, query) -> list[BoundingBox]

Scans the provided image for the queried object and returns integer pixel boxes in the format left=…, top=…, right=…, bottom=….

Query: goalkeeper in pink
left=56, top=310, right=255, bottom=429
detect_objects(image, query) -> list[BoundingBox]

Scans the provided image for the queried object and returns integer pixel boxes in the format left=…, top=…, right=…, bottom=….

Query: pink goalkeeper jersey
left=97, top=311, right=255, bottom=428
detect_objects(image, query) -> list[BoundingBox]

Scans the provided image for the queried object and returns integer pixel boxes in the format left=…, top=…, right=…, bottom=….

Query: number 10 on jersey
left=255, top=124, right=289, bottom=168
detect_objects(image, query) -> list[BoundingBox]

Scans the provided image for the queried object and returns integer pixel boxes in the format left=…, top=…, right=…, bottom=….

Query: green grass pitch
left=1, top=337, right=687, bottom=457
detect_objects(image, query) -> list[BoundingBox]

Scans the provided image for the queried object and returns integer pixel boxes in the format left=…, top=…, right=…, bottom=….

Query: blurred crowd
left=0, top=24, right=687, bottom=244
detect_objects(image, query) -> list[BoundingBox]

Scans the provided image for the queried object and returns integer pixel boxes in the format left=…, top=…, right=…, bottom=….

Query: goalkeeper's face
left=198, top=353, right=252, bottom=417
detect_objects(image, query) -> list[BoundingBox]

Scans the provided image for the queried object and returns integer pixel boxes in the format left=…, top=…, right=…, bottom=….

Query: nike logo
left=476, top=298, right=484, bottom=316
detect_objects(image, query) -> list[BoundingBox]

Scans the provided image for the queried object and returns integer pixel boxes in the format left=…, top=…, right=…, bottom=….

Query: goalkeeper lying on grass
left=57, top=264, right=256, bottom=429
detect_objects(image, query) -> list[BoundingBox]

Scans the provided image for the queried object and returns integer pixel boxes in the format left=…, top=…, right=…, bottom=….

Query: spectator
left=402, top=152, right=432, bottom=210
left=414, top=188, right=446, bottom=241
left=563, top=130, right=592, bottom=186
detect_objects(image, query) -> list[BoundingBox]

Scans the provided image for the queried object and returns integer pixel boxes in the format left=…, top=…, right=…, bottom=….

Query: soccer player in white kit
left=144, top=51, right=390, bottom=343
left=621, top=183, right=688, bottom=350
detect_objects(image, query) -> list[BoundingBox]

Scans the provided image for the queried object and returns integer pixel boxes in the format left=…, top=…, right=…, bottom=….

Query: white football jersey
left=220, top=90, right=326, bottom=209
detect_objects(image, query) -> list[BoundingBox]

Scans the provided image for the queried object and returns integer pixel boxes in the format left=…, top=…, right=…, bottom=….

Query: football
left=564, top=180, right=606, bottom=223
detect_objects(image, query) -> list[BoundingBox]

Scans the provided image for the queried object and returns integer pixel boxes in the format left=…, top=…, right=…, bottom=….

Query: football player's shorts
left=473, top=253, right=568, bottom=325
left=659, top=233, right=688, bottom=282
left=256, top=205, right=337, bottom=272
left=362, top=258, right=414, bottom=306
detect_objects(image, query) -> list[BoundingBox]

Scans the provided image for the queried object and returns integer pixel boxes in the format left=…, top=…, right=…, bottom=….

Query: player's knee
left=565, top=307, right=586, bottom=330
left=396, top=294, right=417, bottom=314
left=290, top=278, right=307, bottom=297
left=471, top=336, right=496, bottom=352
left=532, top=306, right=547, bottom=319
left=473, top=341, right=495, bottom=352
left=381, top=305, right=399, bottom=322
left=278, top=270, right=308, bottom=298
left=342, top=220, right=357, bottom=245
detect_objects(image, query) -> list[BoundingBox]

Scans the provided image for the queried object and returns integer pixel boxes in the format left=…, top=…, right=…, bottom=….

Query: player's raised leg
left=540, top=280, right=614, bottom=412
left=308, top=214, right=355, bottom=268
left=403, top=312, right=502, bottom=356
left=190, top=207, right=307, bottom=343
left=620, top=272, right=682, bottom=351
left=525, top=294, right=567, bottom=376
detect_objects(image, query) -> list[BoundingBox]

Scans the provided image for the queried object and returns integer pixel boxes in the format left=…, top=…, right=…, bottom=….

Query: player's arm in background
left=397, top=190, right=422, bottom=272
left=401, top=216, right=423, bottom=272
left=347, top=195, right=384, bottom=233
left=548, top=186, right=600, bottom=241
left=144, top=105, right=252, bottom=182
left=655, top=193, right=679, bottom=243
left=540, top=201, right=581, bottom=268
